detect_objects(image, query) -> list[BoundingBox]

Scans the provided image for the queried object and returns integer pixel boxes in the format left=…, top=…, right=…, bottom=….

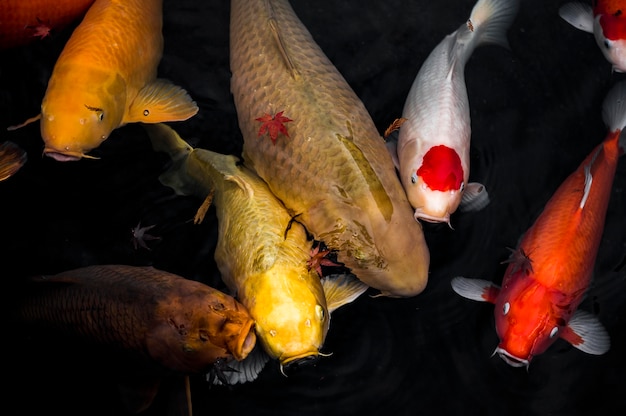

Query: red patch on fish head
left=596, top=1, right=626, bottom=40
left=416, top=145, right=464, bottom=192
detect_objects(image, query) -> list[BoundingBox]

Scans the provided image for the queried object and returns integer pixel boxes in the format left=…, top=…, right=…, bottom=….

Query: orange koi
left=451, top=81, right=626, bottom=367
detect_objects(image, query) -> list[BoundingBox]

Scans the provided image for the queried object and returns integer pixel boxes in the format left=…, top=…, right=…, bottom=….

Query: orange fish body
left=39, top=0, right=198, bottom=161
left=14, top=265, right=257, bottom=373
left=452, top=81, right=626, bottom=367
left=0, top=0, right=95, bottom=50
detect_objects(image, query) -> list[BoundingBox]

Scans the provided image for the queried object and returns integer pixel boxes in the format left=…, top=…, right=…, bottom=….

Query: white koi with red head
left=559, top=0, right=626, bottom=72
left=391, top=0, right=519, bottom=226
left=451, top=81, right=626, bottom=368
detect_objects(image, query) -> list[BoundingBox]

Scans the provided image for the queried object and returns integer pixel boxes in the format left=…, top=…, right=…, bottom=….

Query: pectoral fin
left=450, top=276, right=500, bottom=303
left=322, top=273, right=369, bottom=313
left=558, top=2, right=594, bottom=33
left=560, top=309, right=610, bottom=355
left=0, top=141, right=27, bottom=181
left=127, top=80, right=199, bottom=123
left=459, top=182, right=490, bottom=212
left=208, top=345, right=269, bottom=385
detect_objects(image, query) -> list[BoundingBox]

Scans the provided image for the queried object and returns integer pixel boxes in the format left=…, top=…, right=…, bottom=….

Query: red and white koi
left=559, top=0, right=626, bottom=73
left=389, top=0, right=519, bottom=226
left=451, top=81, right=626, bottom=368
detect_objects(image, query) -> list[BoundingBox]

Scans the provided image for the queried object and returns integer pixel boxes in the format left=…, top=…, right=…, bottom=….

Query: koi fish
left=0, top=141, right=27, bottom=181
left=13, top=264, right=257, bottom=412
left=388, top=0, right=519, bottom=226
left=145, top=123, right=368, bottom=382
left=559, top=0, right=626, bottom=73
left=451, top=81, right=626, bottom=367
left=229, top=0, right=430, bottom=298
left=9, top=0, right=198, bottom=161
left=0, top=0, right=95, bottom=50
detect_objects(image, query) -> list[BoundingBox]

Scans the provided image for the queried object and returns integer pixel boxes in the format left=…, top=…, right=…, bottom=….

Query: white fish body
left=394, top=0, right=519, bottom=225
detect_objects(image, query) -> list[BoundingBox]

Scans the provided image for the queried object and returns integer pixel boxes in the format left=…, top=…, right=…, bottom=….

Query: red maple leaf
left=307, top=243, right=343, bottom=277
left=25, top=18, right=52, bottom=40
left=255, top=111, right=293, bottom=144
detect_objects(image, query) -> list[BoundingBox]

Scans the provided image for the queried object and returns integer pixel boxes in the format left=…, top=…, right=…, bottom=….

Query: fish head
left=402, top=145, right=465, bottom=225
left=147, top=281, right=257, bottom=373
left=492, top=273, right=568, bottom=368
left=41, top=66, right=126, bottom=161
left=246, top=267, right=329, bottom=369
left=594, top=9, right=626, bottom=72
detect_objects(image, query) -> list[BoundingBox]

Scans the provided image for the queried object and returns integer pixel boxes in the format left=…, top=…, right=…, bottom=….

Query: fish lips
left=494, top=347, right=530, bottom=368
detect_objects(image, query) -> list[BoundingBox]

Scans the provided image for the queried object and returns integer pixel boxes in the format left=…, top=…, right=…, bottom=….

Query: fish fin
left=127, top=80, right=199, bottom=124
left=467, top=0, right=520, bottom=49
left=6, top=113, right=41, bottom=131
left=208, top=346, right=270, bottom=385
left=601, top=81, right=626, bottom=152
left=322, top=273, right=369, bottom=313
left=143, top=123, right=205, bottom=197
left=580, top=157, right=594, bottom=209
left=224, top=174, right=254, bottom=198
left=450, top=276, right=500, bottom=303
left=144, top=123, right=193, bottom=160
left=266, top=3, right=300, bottom=79
left=560, top=310, right=610, bottom=355
left=558, top=2, right=595, bottom=34
left=0, top=141, right=27, bottom=181
left=459, top=182, right=490, bottom=212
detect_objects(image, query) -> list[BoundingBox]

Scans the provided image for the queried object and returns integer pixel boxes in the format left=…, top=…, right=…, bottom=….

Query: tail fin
left=143, top=123, right=198, bottom=196
left=469, top=0, right=520, bottom=48
left=601, top=81, right=626, bottom=154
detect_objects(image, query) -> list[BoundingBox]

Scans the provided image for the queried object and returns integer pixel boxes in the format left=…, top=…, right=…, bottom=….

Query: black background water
left=1, top=1, right=625, bottom=415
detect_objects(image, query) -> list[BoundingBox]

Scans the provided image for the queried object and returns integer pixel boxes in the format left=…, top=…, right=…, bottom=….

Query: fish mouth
left=43, top=148, right=83, bottom=162
left=232, top=321, right=257, bottom=361
left=279, top=352, right=319, bottom=376
left=495, top=347, right=530, bottom=368
left=414, top=211, right=451, bottom=227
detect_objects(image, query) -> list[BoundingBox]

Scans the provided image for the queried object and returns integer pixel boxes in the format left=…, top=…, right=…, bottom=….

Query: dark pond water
left=1, top=1, right=625, bottom=415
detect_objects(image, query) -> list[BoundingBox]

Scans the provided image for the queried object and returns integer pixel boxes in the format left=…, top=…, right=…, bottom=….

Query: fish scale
left=230, top=0, right=430, bottom=297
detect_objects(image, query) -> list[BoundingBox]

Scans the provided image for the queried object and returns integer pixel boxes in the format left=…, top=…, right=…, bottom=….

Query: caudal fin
left=469, top=0, right=520, bottom=48
left=601, top=81, right=626, bottom=154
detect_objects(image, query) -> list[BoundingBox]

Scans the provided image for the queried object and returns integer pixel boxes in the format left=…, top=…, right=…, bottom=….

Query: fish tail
left=143, top=123, right=199, bottom=196
left=601, top=81, right=626, bottom=155
left=467, top=0, right=520, bottom=49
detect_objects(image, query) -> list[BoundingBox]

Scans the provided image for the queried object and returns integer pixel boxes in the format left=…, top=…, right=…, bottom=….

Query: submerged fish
left=0, top=141, right=27, bottom=181
left=145, top=123, right=368, bottom=381
left=9, top=0, right=198, bottom=161
left=451, top=81, right=626, bottom=367
left=13, top=264, right=257, bottom=413
left=15, top=264, right=257, bottom=371
left=0, top=0, right=95, bottom=50
left=229, top=0, right=429, bottom=298
left=559, top=0, right=626, bottom=73
left=389, top=0, right=519, bottom=226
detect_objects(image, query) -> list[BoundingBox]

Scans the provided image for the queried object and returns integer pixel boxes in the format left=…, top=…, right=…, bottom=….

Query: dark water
left=1, top=0, right=625, bottom=415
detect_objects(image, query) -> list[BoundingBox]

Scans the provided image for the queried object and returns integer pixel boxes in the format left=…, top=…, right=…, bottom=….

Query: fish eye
left=549, top=327, right=559, bottom=338
left=460, top=182, right=465, bottom=192
left=98, top=112, right=104, bottom=121
left=604, top=39, right=611, bottom=49
left=315, top=305, right=325, bottom=322
left=411, top=172, right=418, bottom=184
left=502, top=302, right=510, bottom=315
